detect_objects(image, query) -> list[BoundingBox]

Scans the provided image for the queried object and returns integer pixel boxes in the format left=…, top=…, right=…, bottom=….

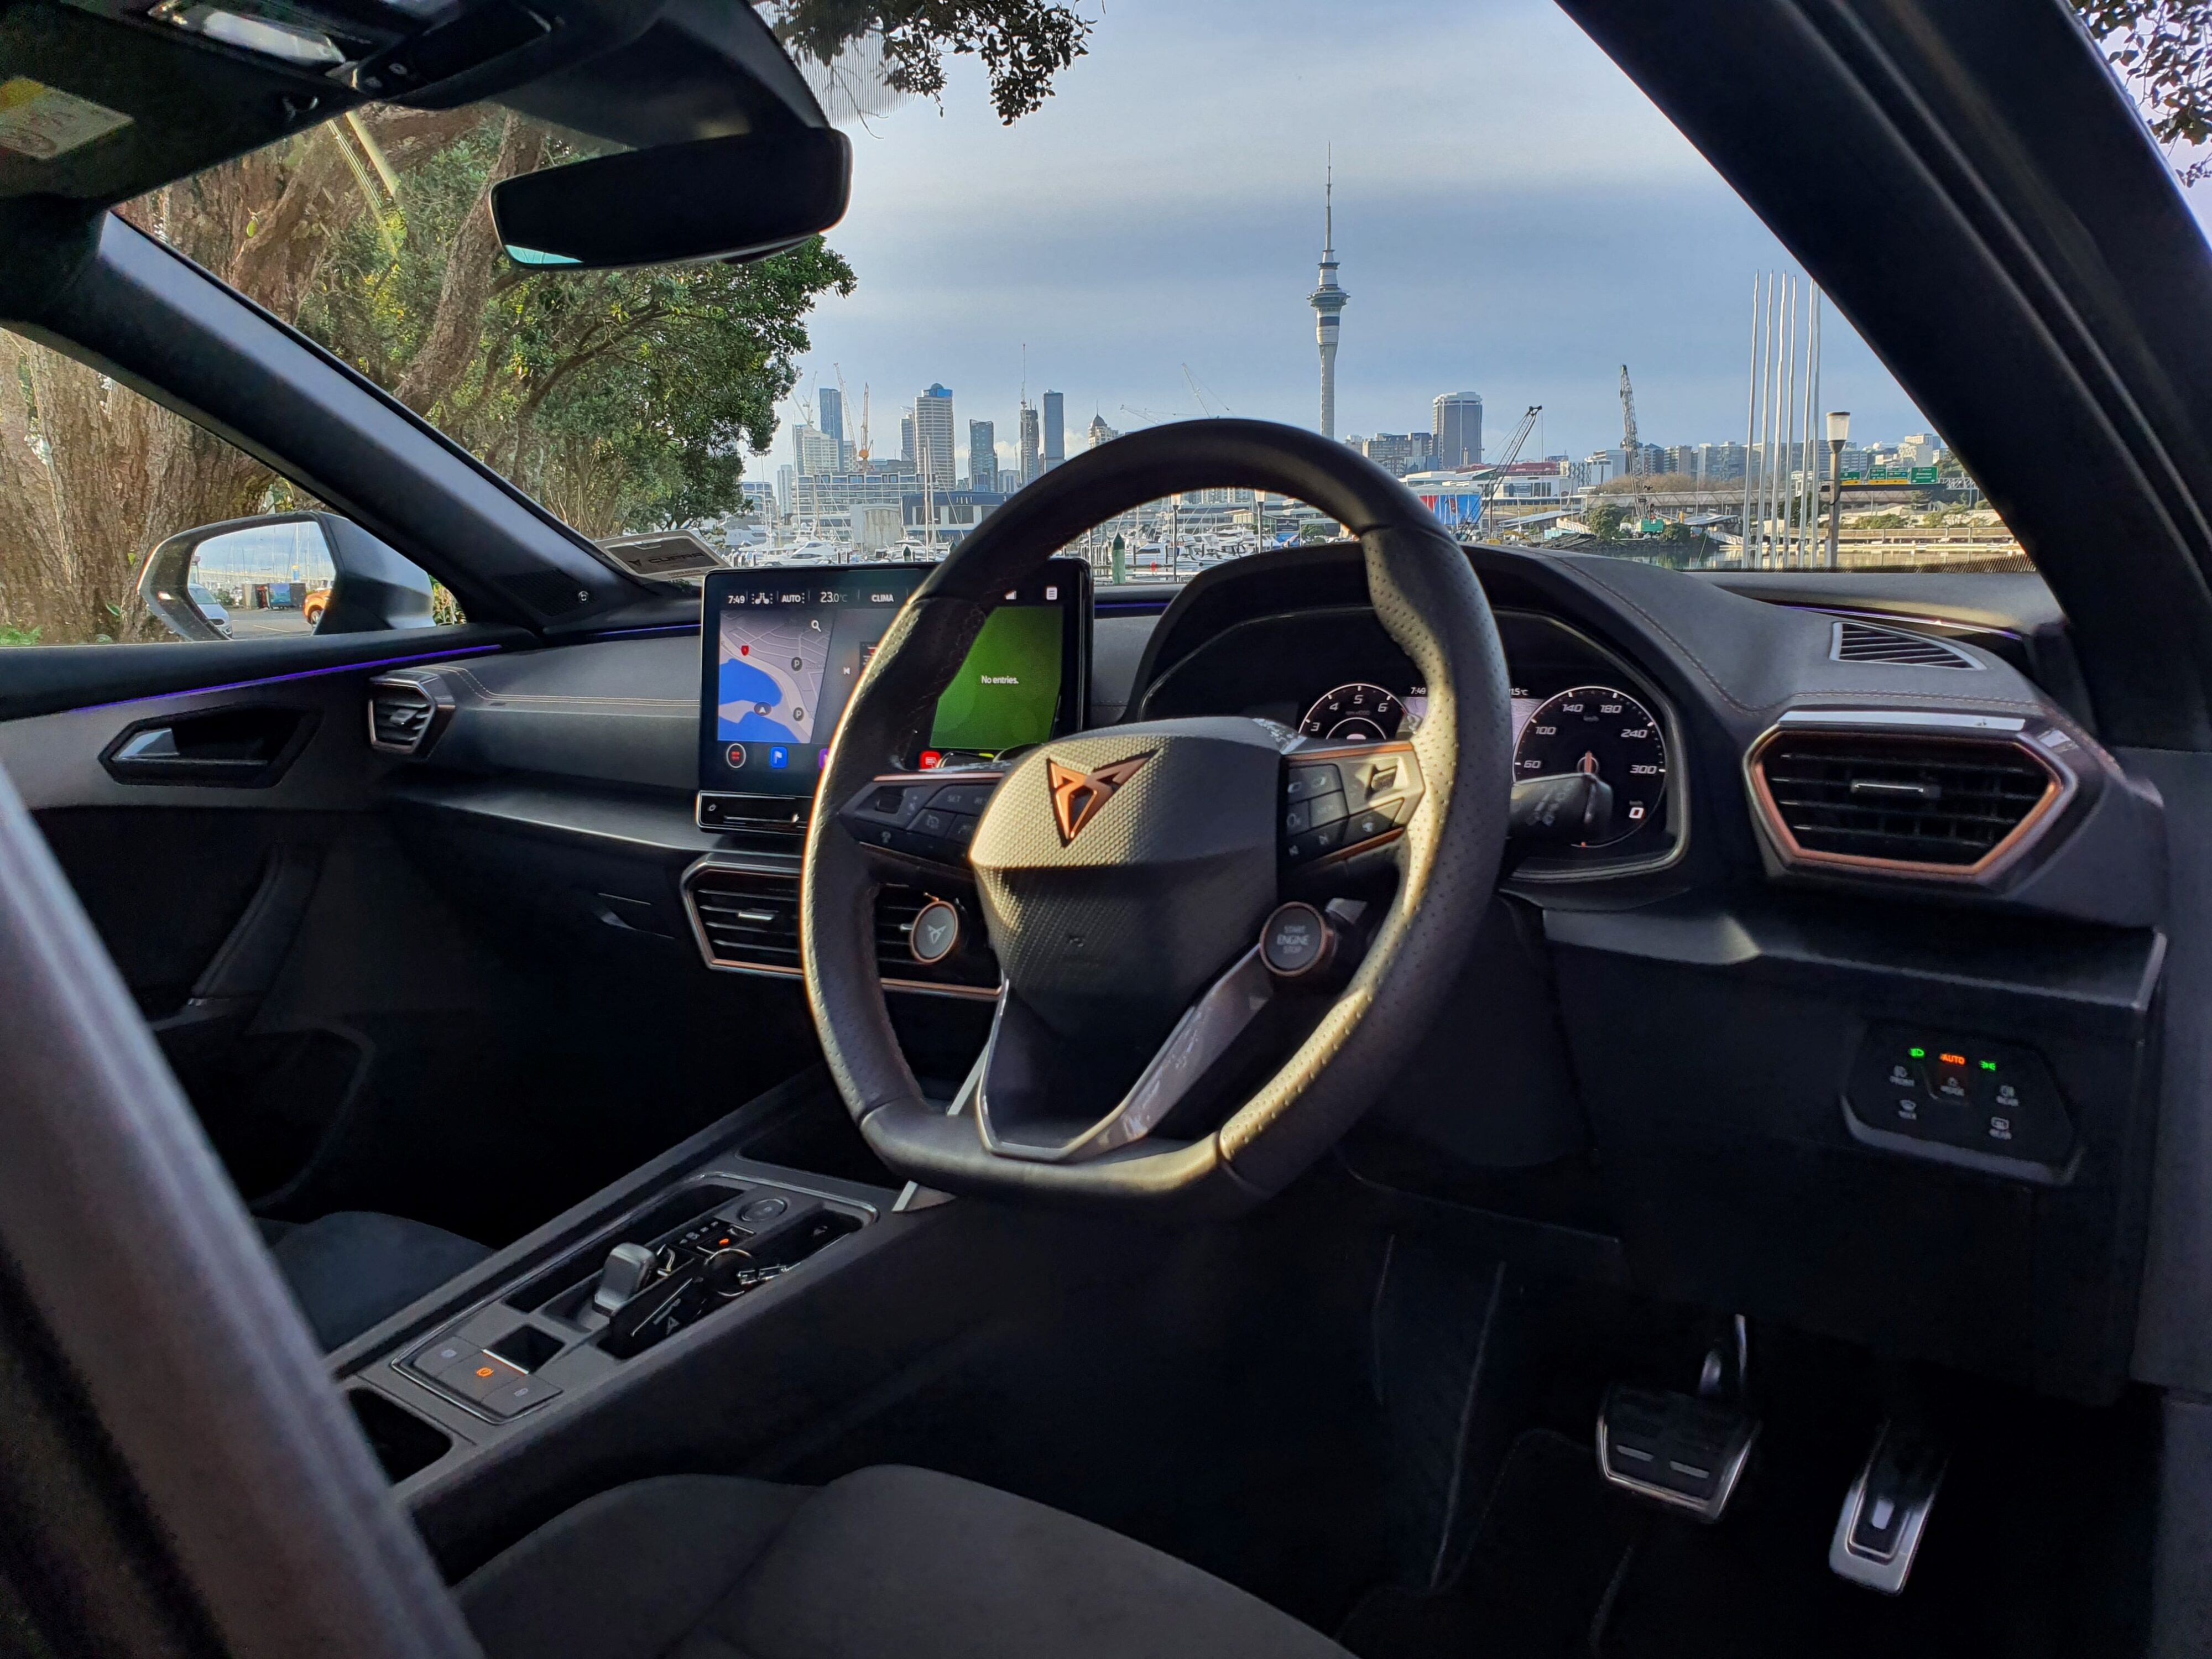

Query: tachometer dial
left=1511, top=686, right=1666, bottom=846
left=1300, top=683, right=1405, bottom=743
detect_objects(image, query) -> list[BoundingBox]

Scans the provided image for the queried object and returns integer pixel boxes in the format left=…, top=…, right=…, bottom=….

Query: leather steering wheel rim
left=800, top=418, right=1514, bottom=1213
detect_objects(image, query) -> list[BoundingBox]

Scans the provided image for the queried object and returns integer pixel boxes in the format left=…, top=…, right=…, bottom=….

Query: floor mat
left=1340, top=1429, right=1642, bottom=1658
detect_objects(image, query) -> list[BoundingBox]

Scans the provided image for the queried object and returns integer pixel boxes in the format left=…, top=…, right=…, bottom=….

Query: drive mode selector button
left=910, top=899, right=961, bottom=965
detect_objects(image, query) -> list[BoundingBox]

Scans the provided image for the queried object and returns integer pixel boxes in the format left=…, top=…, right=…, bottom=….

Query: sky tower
left=1309, top=161, right=1348, bottom=440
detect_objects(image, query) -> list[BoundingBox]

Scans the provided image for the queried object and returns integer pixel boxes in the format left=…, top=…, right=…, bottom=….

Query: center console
left=331, top=1072, right=920, bottom=1512
left=389, top=1172, right=869, bottom=1428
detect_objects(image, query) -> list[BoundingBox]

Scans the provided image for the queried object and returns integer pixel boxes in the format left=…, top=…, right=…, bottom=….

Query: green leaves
left=2077, top=1, right=2212, bottom=180
left=765, top=0, right=1091, bottom=124
left=298, top=116, right=854, bottom=538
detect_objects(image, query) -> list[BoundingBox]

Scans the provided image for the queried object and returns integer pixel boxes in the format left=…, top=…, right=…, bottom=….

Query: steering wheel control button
left=927, top=782, right=994, bottom=814
left=1347, top=808, right=1394, bottom=843
left=910, top=899, right=962, bottom=965
left=1261, top=902, right=1335, bottom=978
left=1284, top=787, right=1347, bottom=836
left=1284, top=764, right=1340, bottom=802
left=1284, top=820, right=1345, bottom=863
left=738, top=1195, right=790, bottom=1225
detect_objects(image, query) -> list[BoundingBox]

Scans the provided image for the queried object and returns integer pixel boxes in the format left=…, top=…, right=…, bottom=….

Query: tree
left=300, top=114, right=854, bottom=537
left=1, top=2, right=1089, bottom=643
left=1585, top=502, right=1629, bottom=541
left=765, top=0, right=1091, bottom=123
left=2075, top=1, right=2212, bottom=181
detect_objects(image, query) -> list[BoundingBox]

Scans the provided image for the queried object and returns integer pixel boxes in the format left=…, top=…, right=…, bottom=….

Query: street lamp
left=1824, top=410, right=1851, bottom=571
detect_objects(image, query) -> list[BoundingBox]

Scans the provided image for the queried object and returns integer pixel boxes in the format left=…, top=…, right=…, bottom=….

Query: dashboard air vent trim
left=1746, top=722, right=2072, bottom=883
left=1830, top=619, right=1984, bottom=670
left=366, top=674, right=453, bottom=757
left=680, top=856, right=999, bottom=1000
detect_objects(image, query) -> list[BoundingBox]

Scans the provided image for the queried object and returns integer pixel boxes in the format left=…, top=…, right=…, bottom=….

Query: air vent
left=1752, top=731, right=2060, bottom=875
left=690, top=867, right=801, bottom=971
left=1830, top=619, right=1983, bottom=670
left=366, top=677, right=444, bottom=755
left=685, top=863, right=998, bottom=997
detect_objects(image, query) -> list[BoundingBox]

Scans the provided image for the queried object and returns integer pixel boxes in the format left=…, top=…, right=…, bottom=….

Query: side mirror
left=139, top=513, right=435, bottom=641
left=491, top=126, right=851, bottom=271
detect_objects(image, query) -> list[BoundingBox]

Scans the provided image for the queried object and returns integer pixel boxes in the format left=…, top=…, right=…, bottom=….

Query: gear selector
left=592, top=1241, right=660, bottom=1316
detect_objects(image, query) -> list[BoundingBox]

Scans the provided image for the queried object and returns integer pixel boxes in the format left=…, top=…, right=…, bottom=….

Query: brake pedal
left=1830, top=1422, right=1945, bottom=1594
left=1597, top=1383, right=1759, bottom=1522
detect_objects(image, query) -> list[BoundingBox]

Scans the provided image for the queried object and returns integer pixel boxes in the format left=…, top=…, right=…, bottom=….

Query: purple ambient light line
left=70, top=644, right=505, bottom=718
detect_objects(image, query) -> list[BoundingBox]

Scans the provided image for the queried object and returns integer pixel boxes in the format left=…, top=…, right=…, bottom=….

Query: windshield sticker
left=0, top=79, right=132, bottom=161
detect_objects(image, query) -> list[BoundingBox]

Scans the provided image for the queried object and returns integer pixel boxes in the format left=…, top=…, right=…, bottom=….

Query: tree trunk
left=395, top=114, right=548, bottom=418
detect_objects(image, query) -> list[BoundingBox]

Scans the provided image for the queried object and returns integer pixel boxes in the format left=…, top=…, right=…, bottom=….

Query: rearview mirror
left=139, top=513, right=435, bottom=641
left=491, top=127, right=851, bottom=271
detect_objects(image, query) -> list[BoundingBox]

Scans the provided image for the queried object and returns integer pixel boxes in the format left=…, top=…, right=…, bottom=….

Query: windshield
left=30, top=0, right=2204, bottom=615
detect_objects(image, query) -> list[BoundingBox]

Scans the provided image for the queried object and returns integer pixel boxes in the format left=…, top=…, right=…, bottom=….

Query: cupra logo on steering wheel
left=1046, top=753, right=1155, bottom=845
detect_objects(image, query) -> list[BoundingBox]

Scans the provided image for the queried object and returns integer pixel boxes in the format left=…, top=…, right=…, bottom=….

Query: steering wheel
left=801, top=419, right=1514, bottom=1211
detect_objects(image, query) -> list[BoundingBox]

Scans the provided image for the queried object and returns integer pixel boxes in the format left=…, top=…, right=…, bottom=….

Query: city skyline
left=752, top=0, right=1958, bottom=492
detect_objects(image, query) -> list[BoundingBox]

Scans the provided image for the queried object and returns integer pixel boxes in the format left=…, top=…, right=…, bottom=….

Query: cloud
left=764, top=0, right=1931, bottom=476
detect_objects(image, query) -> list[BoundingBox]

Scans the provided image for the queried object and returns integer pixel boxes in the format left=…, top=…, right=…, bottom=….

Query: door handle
left=101, top=706, right=316, bottom=787
left=112, top=727, right=263, bottom=775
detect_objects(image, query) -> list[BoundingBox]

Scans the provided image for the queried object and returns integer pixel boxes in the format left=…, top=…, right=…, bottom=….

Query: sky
left=753, top=0, right=2177, bottom=486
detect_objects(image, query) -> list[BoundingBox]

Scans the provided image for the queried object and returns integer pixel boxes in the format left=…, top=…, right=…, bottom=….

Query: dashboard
left=342, top=538, right=2171, bottom=1408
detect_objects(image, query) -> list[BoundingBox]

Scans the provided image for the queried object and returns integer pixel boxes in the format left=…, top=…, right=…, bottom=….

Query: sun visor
left=2, top=0, right=822, bottom=208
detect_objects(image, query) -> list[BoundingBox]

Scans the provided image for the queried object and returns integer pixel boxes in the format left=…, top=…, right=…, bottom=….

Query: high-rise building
left=818, top=386, right=843, bottom=446
left=968, top=420, right=997, bottom=493
left=1087, top=414, right=1121, bottom=451
left=914, top=384, right=956, bottom=493
left=1018, top=404, right=1041, bottom=487
left=792, top=423, right=842, bottom=477
left=1359, top=432, right=1433, bottom=477
left=1042, top=391, right=1065, bottom=471
left=1433, top=393, right=1483, bottom=469
left=900, top=412, right=916, bottom=469
left=1309, top=168, right=1349, bottom=440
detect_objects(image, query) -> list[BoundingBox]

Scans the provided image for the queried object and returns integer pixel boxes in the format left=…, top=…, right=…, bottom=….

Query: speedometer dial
left=1511, top=686, right=1666, bottom=847
left=1300, top=683, right=1405, bottom=743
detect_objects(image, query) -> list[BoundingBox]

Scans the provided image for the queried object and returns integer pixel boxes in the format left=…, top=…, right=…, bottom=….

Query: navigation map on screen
left=717, top=605, right=832, bottom=746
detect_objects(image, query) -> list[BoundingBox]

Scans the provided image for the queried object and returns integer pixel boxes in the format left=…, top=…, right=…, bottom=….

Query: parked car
left=186, top=582, right=231, bottom=638
left=302, top=586, right=330, bottom=627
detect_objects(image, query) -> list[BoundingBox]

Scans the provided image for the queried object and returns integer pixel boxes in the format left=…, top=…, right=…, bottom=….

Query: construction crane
left=833, top=364, right=859, bottom=465
left=856, top=383, right=870, bottom=466
left=1619, top=364, right=1655, bottom=533
left=1182, top=365, right=1232, bottom=419
left=1479, top=404, right=1542, bottom=539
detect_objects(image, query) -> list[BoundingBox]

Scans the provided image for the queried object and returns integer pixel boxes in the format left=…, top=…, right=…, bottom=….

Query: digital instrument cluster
left=1296, top=675, right=1670, bottom=851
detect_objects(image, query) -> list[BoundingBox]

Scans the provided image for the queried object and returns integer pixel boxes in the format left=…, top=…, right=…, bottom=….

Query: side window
left=0, top=328, right=460, bottom=646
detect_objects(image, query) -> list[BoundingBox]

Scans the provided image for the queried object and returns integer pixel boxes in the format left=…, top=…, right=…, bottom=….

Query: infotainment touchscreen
left=697, top=557, right=1088, bottom=806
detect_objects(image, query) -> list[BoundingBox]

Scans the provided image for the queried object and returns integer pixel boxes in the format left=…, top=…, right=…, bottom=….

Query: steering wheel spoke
left=1280, top=739, right=1425, bottom=891
left=835, top=768, right=1004, bottom=879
